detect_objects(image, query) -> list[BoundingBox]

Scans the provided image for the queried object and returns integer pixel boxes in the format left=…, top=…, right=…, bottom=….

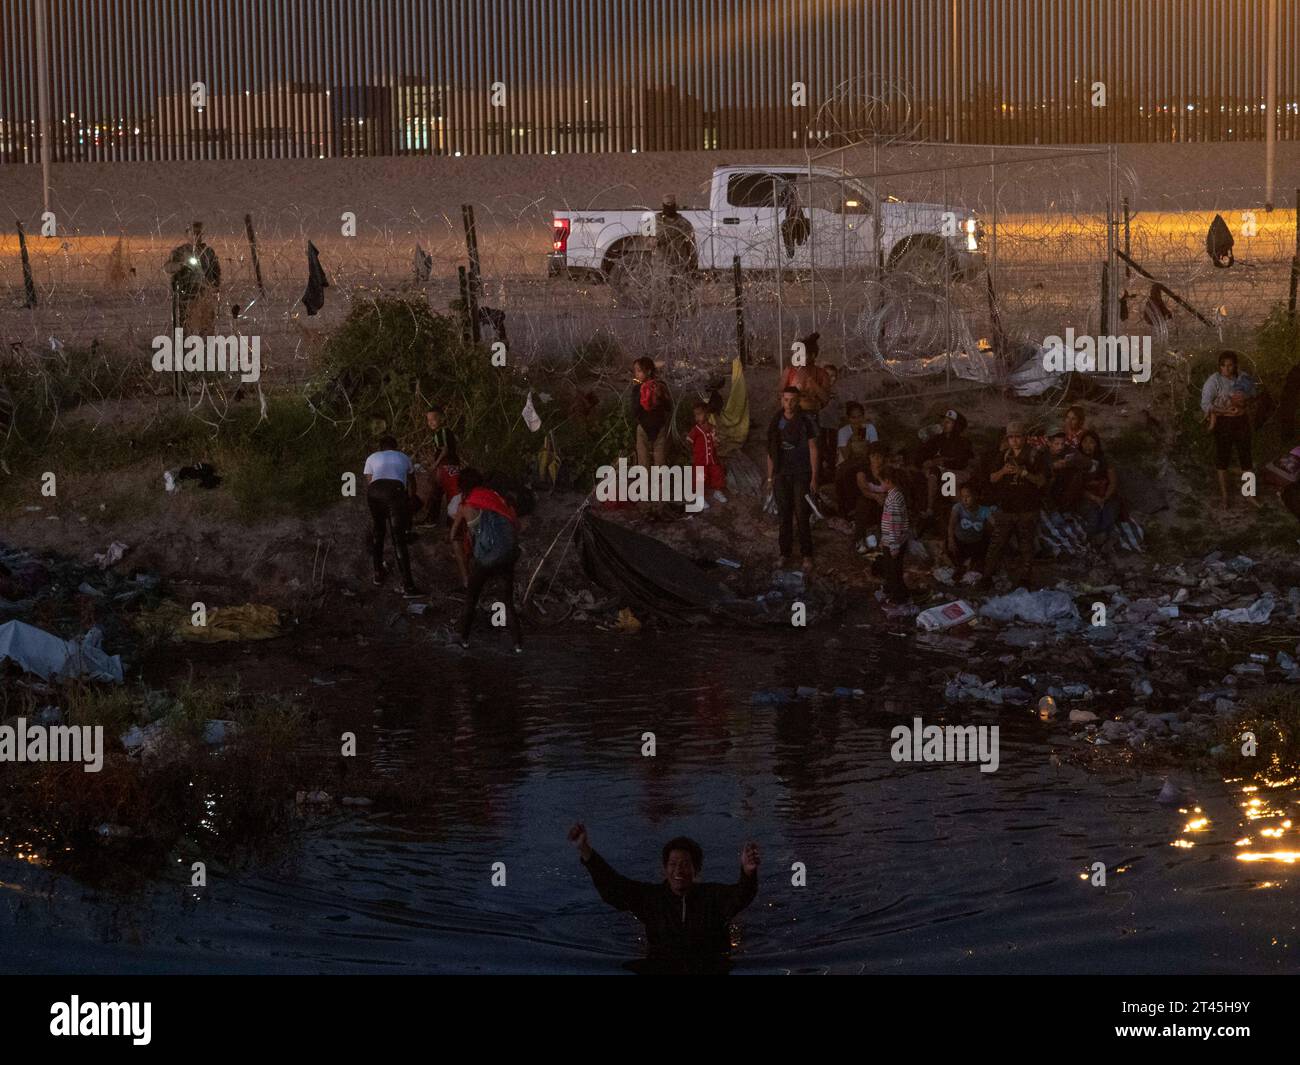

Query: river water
left=3, top=626, right=1298, bottom=974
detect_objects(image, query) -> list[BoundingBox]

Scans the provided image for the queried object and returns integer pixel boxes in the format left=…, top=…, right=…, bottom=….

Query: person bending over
left=363, top=434, right=422, bottom=597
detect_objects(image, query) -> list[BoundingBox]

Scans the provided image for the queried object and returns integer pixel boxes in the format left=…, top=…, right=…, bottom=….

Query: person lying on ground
left=686, top=401, right=727, bottom=507
left=449, top=467, right=523, bottom=652
left=766, top=386, right=819, bottom=572
left=947, top=482, right=994, bottom=580
left=980, top=420, right=1049, bottom=590
left=1075, top=429, right=1122, bottom=541
left=1200, top=349, right=1260, bottom=511
left=915, top=407, right=974, bottom=521
left=363, top=434, right=423, bottom=598
left=876, top=464, right=912, bottom=604
left=568, top=822, right=760, bottom=971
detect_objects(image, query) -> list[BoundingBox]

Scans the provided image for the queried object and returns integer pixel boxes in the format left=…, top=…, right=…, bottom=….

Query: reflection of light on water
left=1184, top=817, right=1209, bottom=833
left=1237, top=852, right=1300, bottom=863
left=1171, top=839, right=1195, bottom=849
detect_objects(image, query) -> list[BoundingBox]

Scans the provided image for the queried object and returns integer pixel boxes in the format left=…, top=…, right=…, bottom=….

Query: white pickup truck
left=548, top=163, right=984, bottom=283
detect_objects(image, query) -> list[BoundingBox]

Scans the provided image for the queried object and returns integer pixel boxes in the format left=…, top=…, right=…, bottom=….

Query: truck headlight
left=965, top=218, right=979, bottom=252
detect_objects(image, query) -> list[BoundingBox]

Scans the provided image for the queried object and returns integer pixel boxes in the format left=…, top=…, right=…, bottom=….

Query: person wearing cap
left=1046, top=423, right=1089, bottom=511
left=653, top=194, right=696, bottom=305
left=915, top=407, right=974, bottom=522
left=981, top=420, right=1049, bottom=589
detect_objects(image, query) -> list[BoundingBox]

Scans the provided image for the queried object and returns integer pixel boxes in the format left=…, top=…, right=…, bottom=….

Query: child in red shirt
left=687, top=402, right=727, bottom=505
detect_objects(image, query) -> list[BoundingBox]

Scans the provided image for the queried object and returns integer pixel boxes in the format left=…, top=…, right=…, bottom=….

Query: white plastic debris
left=916, top=600, right=977, bottom=632
left=978, top=588, right=1079, bottom=625
left=521, top=391, right=542, bottom=432
left=1209, top=595, right=1275, bottom=625
left=0, top=620, right=124, bottom=683
left=93, top=541, right=129, bottom=569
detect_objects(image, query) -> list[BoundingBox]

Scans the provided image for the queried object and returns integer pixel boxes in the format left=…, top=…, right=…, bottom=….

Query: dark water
left=4, top=628, right=1299, bottom=974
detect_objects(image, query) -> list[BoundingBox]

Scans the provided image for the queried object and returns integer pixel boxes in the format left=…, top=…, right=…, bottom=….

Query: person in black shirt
left=916, top=407, right=974, bottom=521
left=766, top=386, right=820, bottom=570
left=568, top=823, right=760, bottom=972
left=980, top=420, right=1049, bottom=589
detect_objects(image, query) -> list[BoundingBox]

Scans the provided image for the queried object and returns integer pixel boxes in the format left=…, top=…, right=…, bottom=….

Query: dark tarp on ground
left=575, top=511, right=743, bottom=624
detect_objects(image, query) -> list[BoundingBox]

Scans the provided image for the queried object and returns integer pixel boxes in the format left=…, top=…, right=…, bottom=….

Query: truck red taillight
left=552, top=217, right=570, bottom=253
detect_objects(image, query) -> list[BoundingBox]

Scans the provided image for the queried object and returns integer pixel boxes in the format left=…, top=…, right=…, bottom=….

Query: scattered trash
left=614, top=607, right=642, bottom=634
left=716, top=558, right=741, bottom=569
left=120, top=721, right=165, bottom=756
left=93, top=541, right=129, bottom=569
left=916, top=600, right=977, bottom=632
left=1157, top=780, right=1187, bottom=805
left=407, top=602, right=429, bottom=616
left=0, top=620, right=124, bottom=683
left=202, top=720, right=239, bottom=746
left=341, top=796, right=374, bottom=807
left=1068, top=709, right=1099, bottom=723
left=96, top=823, right=131, bottom=840
left=979, top=588, right=1080, bottom=625
left=1209, top=596, right=1274, bottom=625
left=296, top=789, right=332, bottom=805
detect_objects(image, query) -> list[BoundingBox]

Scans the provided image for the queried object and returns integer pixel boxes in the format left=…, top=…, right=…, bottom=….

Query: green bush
left=314, top=296, right=635, bottom=487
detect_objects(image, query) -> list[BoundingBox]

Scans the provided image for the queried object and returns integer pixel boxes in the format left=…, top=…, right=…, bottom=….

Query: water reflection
left=3, top=627, right=1300, bottom=973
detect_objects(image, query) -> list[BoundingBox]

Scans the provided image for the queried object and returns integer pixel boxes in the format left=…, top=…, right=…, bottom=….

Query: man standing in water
left=568, top=823, right=760, bottom=971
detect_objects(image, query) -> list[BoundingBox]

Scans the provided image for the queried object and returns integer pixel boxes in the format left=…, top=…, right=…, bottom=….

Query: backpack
left=639, top=378, right=668, bottom=413
left=473, top=507, right=516, bottom=566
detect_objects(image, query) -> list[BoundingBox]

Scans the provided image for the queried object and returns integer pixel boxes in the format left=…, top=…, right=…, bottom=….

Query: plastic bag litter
left=521, top=391, right=542, bottom=433
left=0, top=620, right=124, bottom=683
left=1209, top=595, right=1274, bottom=625
left=93, top=541, right=129, bottom=569
left=979, top=588, right=1080, bottom=625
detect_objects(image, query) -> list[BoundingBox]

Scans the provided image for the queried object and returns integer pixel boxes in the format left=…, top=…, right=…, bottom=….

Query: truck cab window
left=727, top=172, right=789, bottom=208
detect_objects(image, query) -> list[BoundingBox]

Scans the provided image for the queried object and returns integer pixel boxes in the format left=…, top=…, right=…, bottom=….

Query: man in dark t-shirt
left=765, top=386, right=820, bottom=570
left=569, top=823, right=760, bottom=972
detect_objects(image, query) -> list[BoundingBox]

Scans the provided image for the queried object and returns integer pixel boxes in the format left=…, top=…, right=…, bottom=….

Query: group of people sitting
left=767, top=337, right=1129, bottom=602
left=362, top=406, right=525, bottom=652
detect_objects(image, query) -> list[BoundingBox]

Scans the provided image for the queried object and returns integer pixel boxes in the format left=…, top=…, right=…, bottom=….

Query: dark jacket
left=583, top=849, right=757, bottom=961
left=916, top=413, right=974, bottom=471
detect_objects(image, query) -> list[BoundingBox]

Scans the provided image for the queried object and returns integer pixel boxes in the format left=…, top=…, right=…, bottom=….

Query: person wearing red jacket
left=449, top=468, right=523, bottom=652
